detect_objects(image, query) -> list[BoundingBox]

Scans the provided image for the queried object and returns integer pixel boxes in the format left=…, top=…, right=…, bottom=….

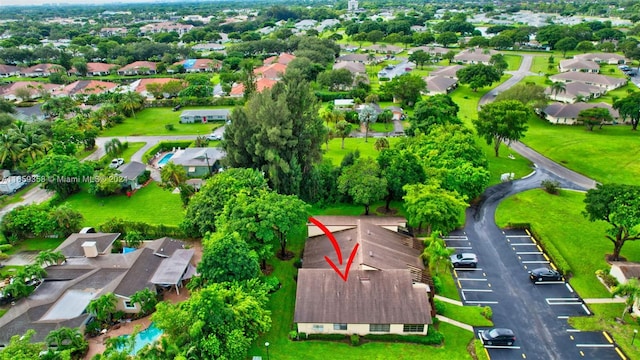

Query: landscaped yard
left=494, top=188, right=640, bottom=298
left=4, top=238, right=66, bottom=256
left=63, top=182, right=184, bottom=227
left=436, top=300, right=493, bottom=327
left=503, top=54, right=523, bottom=71
left=323, top=137, right=402, bottom=166
left=100, top=106, right=227, bottom=136
left=522, top=116, right=640, bottom=184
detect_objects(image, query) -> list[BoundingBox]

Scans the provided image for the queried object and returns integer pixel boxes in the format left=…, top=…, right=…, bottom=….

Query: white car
left=109, top=158, right=125, bottom=168
left=207, top=133, right=222, bottom=141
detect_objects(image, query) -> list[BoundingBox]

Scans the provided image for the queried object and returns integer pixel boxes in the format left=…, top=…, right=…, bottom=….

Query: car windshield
left=488, top=329, right=502, bottom=338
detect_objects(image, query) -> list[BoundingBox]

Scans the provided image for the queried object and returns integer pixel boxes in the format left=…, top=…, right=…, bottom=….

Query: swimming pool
left=157, top=153, right=174, bottom=166
left=117, top=323, right=163, bottom=354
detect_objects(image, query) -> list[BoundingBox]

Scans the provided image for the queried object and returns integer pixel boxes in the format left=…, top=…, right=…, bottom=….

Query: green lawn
left=119, top=142, right=146, bottom=162
left=63, top=182, right=184, bottom=227
left=503, top=54, right=522, bottom=71
left=522, top=116, right=640, bottom=184
left=4, top=238, right=65, bottom=256
left=494, top=189, right=640, bottom=298
left=592, top=82, right=637, bottom=106
left=529, top=54, right=557, bottom=75
left=437, top=301, right=493, bottom=327
left=0, top=309, right=7, bottom=318
left=310, top=200, right=406, bottom=218
left=323, top=137, right=402, bottom=166
left=101, top=106, right=227, bottom=136
left=369, top=122, right=393, bottom=133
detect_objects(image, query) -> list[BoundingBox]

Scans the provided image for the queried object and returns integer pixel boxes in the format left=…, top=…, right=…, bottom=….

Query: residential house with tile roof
left=559, top=59, right=600, bottom=73
left=172, top=58, right=221, bottom=73
left=545, top=82, right=604, bottom=103
left=117, top=61, right=158, bottom=76
left=549, top=72, right=627, bottom=91
left=0, top=81, right=59, bottom=101
left=574, top=52, right=628, bottom=65
left=20, top=63, right=62, bottom=77
left=542, top=102, right=620, bottom=125
left=68, top=62, right=117, bottom=76
left=453, top=48, right=499, bottom=65
left=52, top=80, right=118, bottom=98
left=0, top=64, right=20, bottom=77
left=263, top=53, right=296, bottom=66
left=139, top=22, right=193, bottom=36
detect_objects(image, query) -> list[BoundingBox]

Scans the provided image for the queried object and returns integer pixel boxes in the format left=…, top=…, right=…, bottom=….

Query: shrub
left=350, top=334, right=360, bottom=346
left=363, top=327, right=444, bottom=345
left=137, top=170, right=151, bottom=184
left=541, top=179, right=561, bottom=194
left=263, top=275, right=281, bottom=293
left=481, top=306, right=493, bottom=320
left=142, top=140, right=194, bottom=163
left=165, top=124, right=175, bottom=131
left=432, top=274, right=443, bottom=294
left=289, top=330, right=298, bottom=341
left=434, top=299, right=446, bottom=315
left=306, top=334, right=346, bottom=341
left=293, top=258, right=303, bottom=268
left=596, top=269, right=619, bottom=289
left=98, top=218, right=186, bottom=239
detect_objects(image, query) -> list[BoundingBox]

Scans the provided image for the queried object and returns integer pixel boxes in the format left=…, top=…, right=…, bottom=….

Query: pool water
left=157, top=153, right=174, bottom=166
left=117, top=323, right=163, bottom=354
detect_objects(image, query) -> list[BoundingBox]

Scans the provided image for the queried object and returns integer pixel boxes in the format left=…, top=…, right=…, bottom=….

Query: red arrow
left=309, top=216, right=359, bottom=282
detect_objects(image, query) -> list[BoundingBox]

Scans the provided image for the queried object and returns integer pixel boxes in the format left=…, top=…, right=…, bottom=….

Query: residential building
left=336, top=54, right=370, bottom=63
left=558, top=59, right=600, bottom=73
left=169, top=147, right=226, bottom=177
left=348, top=0, right=359, bottom=11
left=366, top=44, right=403, bottom=54
left=179, top=109, right=230, bottom=124
left=131, top=78, right=182, bottom=99
left=0, top=81, right=58, bottom=101
left=549, top=72, right=627, bottom=91
left=263, top=53, right=296, bottom=66
left=51, top=80, right=118, bottom=98
left=453, top=48, right=499, bottom=65
left=429, top=65, right=464, bottom=79
left=254, top=63, right=287, bottom=80
left=117, top=61, right=158, bottom=76
left=68, top=62, right=117, bottom=76
left=229, top=78, right=277, bottom=98
left=333, top=61, right=366, bottom=75
left=139, top=22, right=193, bottom=36
left=99, top=27, right=128, bottom=37
left=172, top=58, right=220, bottom=73
left=574, top=52, right=628, bottom=65
left=545, top=82, right=604, bottom=103
left=0, top=234, right=196, bottom=345
left=294, top=216, right=433, bottom=336
left=408, top=46, right=449, bottom=58
left=425, top=75, right=458, bottom=94
left=118, top=161, right=147, bottom=190
left=0, top=64, right=19, bottom=77
left=294, top=20, right=317, bottom=31
left=542, top=102, right=620, bottom=125
left=20, top=63, right=61, bottom=77
left=377, top=61, right=415, bottom=80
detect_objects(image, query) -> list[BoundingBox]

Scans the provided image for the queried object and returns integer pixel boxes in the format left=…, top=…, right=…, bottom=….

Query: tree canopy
left=613, top=92, right=640, bottom=130
left=403, top=182, right=468, bottom=236
left=198, top=232, right=260, bottom=283
left=30, top=154, right=93, bottom=198
left=407, top=94, right=461, bottom=136
left=338, top=157, right=387, bottom=215
left=456, top=64, right=502, bottom=92
left=474, top=100, right=530, bottom=157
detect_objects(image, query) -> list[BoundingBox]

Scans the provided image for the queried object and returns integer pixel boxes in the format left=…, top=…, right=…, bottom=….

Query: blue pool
left=117, top=323, right=163, bottom=354
left=158, top=153, right=174, bottom=166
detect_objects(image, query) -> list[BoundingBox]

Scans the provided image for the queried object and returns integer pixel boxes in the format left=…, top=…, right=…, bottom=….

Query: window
left=403, top=324, right=425, bottom=333
left=369, top=324, right=390, bottom=332
left=333, top=323, right=347, bottom=331
left=312, top=324, right=324, bottom=331
left=124, top=301, right=136, bottom=309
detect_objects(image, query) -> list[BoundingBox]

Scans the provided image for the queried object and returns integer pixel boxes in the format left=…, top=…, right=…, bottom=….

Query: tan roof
left=0, top=81, right=59, bottom=97
left=543, top=102, right=619, bottom=119
left=119, top=61, right=157, bottom=72
left=454, top=48, right=498, bottom=63
left=544, top=82, right=603, bottom=99
left=0, top=64, right=19, bottom=74
left=575, top=52, right=627, bottom=63
left=333, top=61, right=365, bottom=74
left=559, top=59, right=600, bottom=71
left=294, top=269, right=432, bottom=324
left=429, top=65, right=464, bottom=78
left=20, top=63, right=61, bottom=75
left=549, top=72, right=626, bottom=87
left=337, top=54, right=369, bottom=62
left=425, top=75, right=457, bottom=93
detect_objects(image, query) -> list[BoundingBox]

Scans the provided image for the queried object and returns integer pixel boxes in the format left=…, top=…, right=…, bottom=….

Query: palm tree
left=0, top=132, right=22, bottom=166
left=358, top=104, right=379, bottom=143
left=104, top=138, right=124, bottom=157
left=119, top=91, right=145, bottom=118
left=160, top=162, right=187, bottom=189
left=424, top=237, right=454, bottom=273
left=550, top=82, right=566, bottom=98
left=20, top=133, right=50, bottom=164
left=35, top=250, right=66, bottom=267
left=45, top=327, right=87, bottom=354
left=335, top=120, right=353, bottom=149
left=130, top=288, right=158, bottom=316
left=612, top=278, right=640, bottom=319
left=86, top=293, right=117, bottom=325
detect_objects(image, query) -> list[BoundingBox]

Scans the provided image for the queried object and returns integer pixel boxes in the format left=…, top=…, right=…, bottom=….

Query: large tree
left=407, top=94, right=461, bottom=136
left=577, top=107, right=612, bottom=131
left=223, top=70, right=326, bottom=195
left=495, top=83, right=548, bottom=110
left=377, top=149, right=426, bottom=212
left=180, top=168, right=268, bottom=238
left=408, top=50, right=431, bottom=68
left=380, top=73, right=426, bottom=107
left=0, top=330, right=44, bottom=360
left=338, top=157, right=387, bottom=215
left=198, top=232, right=260, bottom=283
left=613, top=92, right=640, bottom=130
left=555, top=36, right=578, bottom=57
left=403, top=182, right=468, bottom=236
left=474, top=100, right=530, bottom=157
left=30, top=154, right=93, bottom=198
left=456, top=64, right=502, bottom=92
left=583, top=184, right=640, bottom=261
left=358, top=104, right=378, bottom=143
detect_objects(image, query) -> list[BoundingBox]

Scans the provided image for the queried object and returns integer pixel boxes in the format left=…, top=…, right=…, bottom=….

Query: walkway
left=435, top=315, right=474, bottom=332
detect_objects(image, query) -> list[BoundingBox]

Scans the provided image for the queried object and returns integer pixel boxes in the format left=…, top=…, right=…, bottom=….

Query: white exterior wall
left=547, top=116, right=578, bottom=125
left=298, top=323, right=428, bottom=336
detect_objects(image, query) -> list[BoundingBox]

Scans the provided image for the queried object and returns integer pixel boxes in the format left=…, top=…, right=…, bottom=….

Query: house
left=51, top=80, right=118, bottom=98
left=118, top=161, right=147, bottom=190
left=336, top=54, right=370, bottom=63
left=549, top=72, right=627, bottom=91
left=333, top=61, right=366, bottom=75
left=20, top=63, right=61, bottom=77
left=377, top=61, right=415, bottom=80
left=99, top=27, right=128, bottom=37
left=558, top=59, right=600, bottom=73
left=139, top=22, right=194, bottom=37
left=294, top=216, right=433, bottom=336
left=192, top=43, right=226, bottom=52
left=334, top=99, right=355, bottom=110
left=0, top=234, right=196, bottom=345
left=542, top=102, right=620, bottom=125
left=294, top=19, right=317, bottom=31
left=117, top=61, right=158, bottom=76
left=408, top=46, right=449, bottom=58
left=317, top=19, right=340, bottom=32
left=229, top=78, right=277, bottom=98
left=0, top=81, right=59, bottom=101
left=0, top=64, right=20, bottom=77
left=172, top=58, right=220, bottom=73
left=131, top=78, right=182, bottom=99
left=608, top=261, right=640, bottom=316
left=365, top=44, right=403, bottom=54
left=254, top=63, right=287, bottom=80
left=425, top=75, right=458, bottom=94
left=545, top=82, right=604, bottom=103
left=263, top=53, right=296, bottom=66
left=575, top=52, right=628, bottom=65
left=179, top=109, right=230, bottom=124
left=68, top=62, right=117, bottom=76
left=169, top=147, right=226, bottom=177
left=429, top=65, right=465, bottom=79
left=453, top=48, right=499, bottom=65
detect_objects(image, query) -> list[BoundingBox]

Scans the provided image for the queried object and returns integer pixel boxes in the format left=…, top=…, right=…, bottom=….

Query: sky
left=0, top=0, right=159, bottom=6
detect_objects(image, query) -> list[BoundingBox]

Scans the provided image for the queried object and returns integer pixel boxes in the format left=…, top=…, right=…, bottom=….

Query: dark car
left=450, top=253, right=478, bottom=268
left=479, top=328, right=516, bottom=346
left=529, top=267, right=562, bottom=282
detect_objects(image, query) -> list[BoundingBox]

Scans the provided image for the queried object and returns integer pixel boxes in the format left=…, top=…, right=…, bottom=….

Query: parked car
left=479, top=328, right=516, bottom=346
left=529, top=267, right=562, bottom=282
left=207, top=133, right=221, bottom=141
left=109, top=158, right=125, bottom=169
left=450, top=253, right=478, bottom=268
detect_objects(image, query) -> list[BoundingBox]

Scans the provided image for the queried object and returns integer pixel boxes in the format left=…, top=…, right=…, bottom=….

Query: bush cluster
left=98, top=217, right=186, bottom=239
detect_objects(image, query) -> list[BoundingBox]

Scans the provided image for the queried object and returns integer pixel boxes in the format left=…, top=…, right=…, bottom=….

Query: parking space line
left=443, top=236, right=467, bottom=239
left=449, top=246, right=473, bottom=249
left=506, top=235, right=531, bottom=238
left=467, top=301, right=499, bottom=304
left=523, top=260, right=549, bottom=264
left=511, top=243, right=537, bottom=246
left=455, top=268, right=483, bottom=271
left=484, top=345, right=521, bottom=349
left=443, top=238, right=468, bottom=241
left=575, top=344, right=615, bottom=348
left=616, top=347, right=627, bottom=360
left=557, top=316, right=569, bottom=319
left=462, top=289, right=493, bottom=292
left=567, top=329, right=581, bottom=332
left=537, top=245, right=543, bottom=252
left=461, top=291, right=466, bottom=301
left=582, top=304, right=591, bottom=315
left=458, top=278, right=488, bottom=281
left=517, top=251, right=543, bottom=255
left=565, top=283, right=574, bottom=293
left=534, top=281, right=564, bottom=285
left=603, top=332, right=613, bottom=344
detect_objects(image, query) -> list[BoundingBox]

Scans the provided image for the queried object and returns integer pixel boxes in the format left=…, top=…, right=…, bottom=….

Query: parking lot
left=447, top=228, right=626, bottom=359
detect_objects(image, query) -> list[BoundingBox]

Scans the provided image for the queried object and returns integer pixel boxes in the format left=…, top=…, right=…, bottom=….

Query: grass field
left=4, top=238, right=65, bottom=255
left=323, top=137, right=402, bottom=166
left=63, top=182, right=184, bottom=227
left=437, top=301, right=493, bottom=327
left=494, top=188, right=640, bottom=298
left=503, top=54, right=523, bottom=71
left=101, top=106, right=227, bottom=136
left=522, top=116, right=640, bottom=184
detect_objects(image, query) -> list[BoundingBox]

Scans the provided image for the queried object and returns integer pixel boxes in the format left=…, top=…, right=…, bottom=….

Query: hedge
left=98, top=218, right=186, bottom=239
left=504, top=223, right=572, bottom=277
left=144, top=96, right=243, bottom=108
left=363, top=326, right=444, bottom=345
left=142, top=140, right=194, bottom=163
left=314, top=91, right=351, bottom=102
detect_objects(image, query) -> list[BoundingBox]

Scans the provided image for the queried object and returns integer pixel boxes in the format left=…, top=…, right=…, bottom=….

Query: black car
left=479, top=328, right=516, bottom=346
left=529, top=267, right=562, bottom=282
left=450, top=253, right=478, bottom=268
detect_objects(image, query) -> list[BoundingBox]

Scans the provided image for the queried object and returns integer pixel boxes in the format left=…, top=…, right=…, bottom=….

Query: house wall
left=297, top=323, right=428, bottom=336
left=115, top=296, right=140, bottom=314
left=546, top=116, right=578, bottom=125
left=609, top=265, right=627, bottom=284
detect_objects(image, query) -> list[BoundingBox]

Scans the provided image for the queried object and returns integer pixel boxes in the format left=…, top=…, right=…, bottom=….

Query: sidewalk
left=436, top=315, right=474, bottom=332
left=584, top=298, right=626, bottom=304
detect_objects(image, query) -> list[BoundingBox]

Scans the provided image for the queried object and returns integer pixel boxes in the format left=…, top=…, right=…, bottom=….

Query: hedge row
left=98, top=218, right=186, bottom=239
left=145, top=96, right=243, bottom=108
left=314, top=91, right=351, bottom=102
left=142, top=140, right=194, bottom=163
left=504, top=223, right=572, bottom=276
left=300, top=326, right=444, bottom=346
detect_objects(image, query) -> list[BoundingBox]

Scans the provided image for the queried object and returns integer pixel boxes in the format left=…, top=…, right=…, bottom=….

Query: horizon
left=0, top=0, right=204, bottom=7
